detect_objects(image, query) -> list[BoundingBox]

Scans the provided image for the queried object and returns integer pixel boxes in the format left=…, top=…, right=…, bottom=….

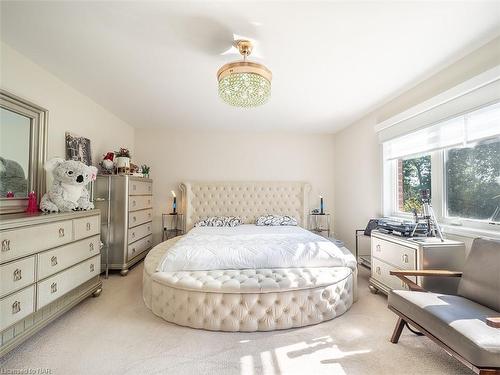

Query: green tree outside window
left=401, top=155, right=431, bottom=213
left=446, top=139, right=500, bottom=222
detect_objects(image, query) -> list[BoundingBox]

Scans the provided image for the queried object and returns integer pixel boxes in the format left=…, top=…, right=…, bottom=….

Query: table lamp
left=171, top=190, right=177, bottom=214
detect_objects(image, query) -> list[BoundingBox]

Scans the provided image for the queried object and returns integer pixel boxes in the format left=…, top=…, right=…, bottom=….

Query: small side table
left=356, top=229, right=371, bottom=269
left=162, top=213, right=184, bottom=241
left=309, top=213, right=331, bottom=237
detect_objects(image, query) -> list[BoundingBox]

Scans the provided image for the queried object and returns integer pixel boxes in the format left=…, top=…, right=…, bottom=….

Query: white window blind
left=377, top=72, right=500, bottom=142
left=467, top=101, right=500, bottom=142
left=383, top=101, right=500, bottom=160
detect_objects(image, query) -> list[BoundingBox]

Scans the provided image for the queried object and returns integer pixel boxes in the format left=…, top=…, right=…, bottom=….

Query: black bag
left=364, top=219, right=380, bottom=236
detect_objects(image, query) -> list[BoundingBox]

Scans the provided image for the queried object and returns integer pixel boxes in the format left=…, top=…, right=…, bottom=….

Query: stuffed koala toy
left=40, top=158, right=98, bottom=213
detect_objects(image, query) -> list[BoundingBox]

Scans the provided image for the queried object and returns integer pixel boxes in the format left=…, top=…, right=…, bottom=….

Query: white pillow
left=255, top=215, right=298, bottom=226
left=194, top=216, right=242, bottom=227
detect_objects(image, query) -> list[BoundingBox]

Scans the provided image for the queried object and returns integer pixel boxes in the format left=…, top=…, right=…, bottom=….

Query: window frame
left=383, top=146, right=500, bottom=235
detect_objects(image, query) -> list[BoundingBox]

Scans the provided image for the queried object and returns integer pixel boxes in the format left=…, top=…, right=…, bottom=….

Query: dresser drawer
left=372, top=237, right=416, bottom=270
left=128, top=222, right=152, bottom=244
left=128, top=196, right=152, bottom=212
left=129, top=180, right=152, bottom=196
left=127, top=235, right=152, bottom=261
left=0, top=285, right=35, bottom=331
left=38, top=235, right=101, bottom=280
left=0, top=220, right=73, bottom=263
left=37, top=255, right=100, bottom=309
left=0, top=256, right=36, bottom=298
left=372, top=258, right=416, bottom=291
left=73, top=215, right=100, bottom=241
left=129, top=209, right=152, bottom=228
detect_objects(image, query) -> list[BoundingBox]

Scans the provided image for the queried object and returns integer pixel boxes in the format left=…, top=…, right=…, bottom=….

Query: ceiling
left=1, top=1, right=500, bottom=133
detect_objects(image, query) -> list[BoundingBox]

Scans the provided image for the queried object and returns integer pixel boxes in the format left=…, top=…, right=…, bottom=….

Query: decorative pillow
left=194, top=216, right=242, bottom=227
left=255, top=215, right=298, bottom=226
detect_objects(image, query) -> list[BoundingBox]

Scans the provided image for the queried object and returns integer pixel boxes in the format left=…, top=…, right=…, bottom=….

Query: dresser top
left=96, top=174, right=152, bottom=182
left=0, top=209, right=100, bottom=230
left=372, top=230, right=464, bottom=248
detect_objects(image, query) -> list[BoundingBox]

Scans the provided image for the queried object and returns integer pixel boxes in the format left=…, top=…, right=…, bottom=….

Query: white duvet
left=157, top=224, right=356, bottom=272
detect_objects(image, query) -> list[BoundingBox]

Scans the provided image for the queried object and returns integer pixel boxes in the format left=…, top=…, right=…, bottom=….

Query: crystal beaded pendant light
left=217, top=40, right=272, bottom=107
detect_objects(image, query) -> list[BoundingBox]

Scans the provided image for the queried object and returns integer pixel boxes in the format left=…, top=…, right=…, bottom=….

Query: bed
left=143, top=181, right=357, bottom=331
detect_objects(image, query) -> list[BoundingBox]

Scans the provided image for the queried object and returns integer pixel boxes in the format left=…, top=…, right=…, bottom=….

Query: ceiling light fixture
left=217, top=40, right=272, bottom=107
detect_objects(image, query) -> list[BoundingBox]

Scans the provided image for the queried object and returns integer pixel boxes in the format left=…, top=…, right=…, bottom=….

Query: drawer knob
left=376, top=266, right=381, bottom=275
left=2, top=239, right=11, bottom=252
left=86, top=222, right=91, bottom=231
left=148, top=213, right=151, bottom=218
left=133, top=185, right=137, bottom=191
left=133, top=216, right=137, bottom=222
left=376, top=244, right=381, bottom=252
left=148, top=200, right=151, bottom=205
left=402, top=254, right=409, bottom=263
left=13, top=268, right=22, bottom=282
left=90, top=263, right=95, bottom=272
left=132, top=232, right=135, bottom=238
left=51, top=282, right=58, bottom=293
left=132, top=200, right=136, bottom=206
left=89, top=242, right=94, bottom=251
left=58, top=228, right=65, bottom=237
left=132, top=248, right=136, bottom=254
left=51, top=256, right=58, bottom=266
left=12, top=301, right=21, bottom=314
left=148, top=186, right=151, bottom=191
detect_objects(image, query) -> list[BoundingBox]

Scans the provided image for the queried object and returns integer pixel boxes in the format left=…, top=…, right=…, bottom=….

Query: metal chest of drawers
left=369, top=230, right=465, bottom=295
left=0, top=210, right=102, bottom=357
left=94, top=175, right=153, bottom=276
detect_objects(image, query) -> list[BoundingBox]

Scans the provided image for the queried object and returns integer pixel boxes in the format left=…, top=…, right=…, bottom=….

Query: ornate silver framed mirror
left=0, top=89, right=48, bottom=214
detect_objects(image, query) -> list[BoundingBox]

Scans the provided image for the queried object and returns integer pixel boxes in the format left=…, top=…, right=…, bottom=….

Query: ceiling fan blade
left=220, top=46, right=239, bottom=56
left=168, top=15, right=264, bottom=57
left=219, top=33, right=264, bottom=59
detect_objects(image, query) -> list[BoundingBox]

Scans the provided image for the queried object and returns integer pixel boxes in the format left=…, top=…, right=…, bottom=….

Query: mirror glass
left=0, top=107, right=31, bottom=198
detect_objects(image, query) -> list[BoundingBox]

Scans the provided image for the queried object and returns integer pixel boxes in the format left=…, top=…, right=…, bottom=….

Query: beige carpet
left=1, top=263, right=473, bottom=375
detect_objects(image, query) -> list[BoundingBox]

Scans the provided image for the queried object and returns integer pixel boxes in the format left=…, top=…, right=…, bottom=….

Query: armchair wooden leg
left=391, top=317, right=406, bottom=343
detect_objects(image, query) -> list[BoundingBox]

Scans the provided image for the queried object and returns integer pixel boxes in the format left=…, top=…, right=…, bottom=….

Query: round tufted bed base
left=143, top=238, right=355, bottom=332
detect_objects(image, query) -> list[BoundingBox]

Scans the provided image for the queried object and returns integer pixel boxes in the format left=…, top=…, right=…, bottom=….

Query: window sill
left=440, top=224, right=500, bottom=240
left=385, top=215, right=500, bottom=240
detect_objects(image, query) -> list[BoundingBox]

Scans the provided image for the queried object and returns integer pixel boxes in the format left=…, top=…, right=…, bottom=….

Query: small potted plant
left=115, top=148, right=131, bottom=172
left=141, top=164, right=151, bottom=178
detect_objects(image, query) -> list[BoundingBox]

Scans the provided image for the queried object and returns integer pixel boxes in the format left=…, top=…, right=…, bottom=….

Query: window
left=383, top=101, right=500, bottom=233
left=446, top=138, right=500, bottom=222
left=398, top=155, right=431, bottom=213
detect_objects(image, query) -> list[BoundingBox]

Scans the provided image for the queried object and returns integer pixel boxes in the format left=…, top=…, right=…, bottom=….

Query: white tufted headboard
left=180, top=181, right=311, bottom=231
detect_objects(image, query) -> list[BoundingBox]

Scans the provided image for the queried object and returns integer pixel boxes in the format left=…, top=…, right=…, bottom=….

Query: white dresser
left=370, top=230, right=465, bottom=295
left=94, top=175, right=153, bottom=276
left=0, top=210, right=102, bottom=356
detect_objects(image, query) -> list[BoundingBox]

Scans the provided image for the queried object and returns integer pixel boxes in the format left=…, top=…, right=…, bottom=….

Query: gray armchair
left=388, top=238, right=500, bottom=375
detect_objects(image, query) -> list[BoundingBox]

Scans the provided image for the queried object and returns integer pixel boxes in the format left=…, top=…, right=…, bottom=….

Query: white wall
left=334, top=37, right=500, bottom=252
left=0, top=42, right=135, bottom=167
left=135, top=129, right=335, bottom=244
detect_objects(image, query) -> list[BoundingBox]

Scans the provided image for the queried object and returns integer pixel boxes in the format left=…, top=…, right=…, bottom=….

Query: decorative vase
left=115, top=157, right=130, bottom=169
